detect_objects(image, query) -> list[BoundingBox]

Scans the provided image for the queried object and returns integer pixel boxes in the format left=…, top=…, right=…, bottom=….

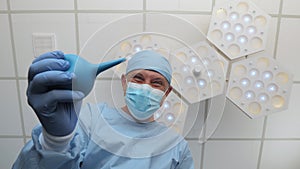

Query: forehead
left=127, top=69, right=167, bottom=80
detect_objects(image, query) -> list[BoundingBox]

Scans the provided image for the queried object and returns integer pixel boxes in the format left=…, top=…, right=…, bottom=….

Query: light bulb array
left=227, top=55, right=293, bottom=118
left=80, top=10, right=292, bottom=145
left=170, top=41, right=228, bottom=103
left=207, top=0, right=271, bottom=59
left=155, top=92, right=188, bottom=134
left=104, top=7, right=292, bottom=122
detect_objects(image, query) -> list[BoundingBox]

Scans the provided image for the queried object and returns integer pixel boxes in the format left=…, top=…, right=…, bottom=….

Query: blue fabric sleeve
left=176, top=141, right=195, bottom=169
left=12, top=125, right=89, bottom=169
left=12, top=103, right=98, bottom=169
left=11, top=103, right=99, bottom=169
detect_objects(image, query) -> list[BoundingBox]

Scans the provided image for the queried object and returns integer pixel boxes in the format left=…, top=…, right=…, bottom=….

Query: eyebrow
left=151, top=77, right=165, bottom=82
left=131, top=73, right=166, bottom=82
left=131, top=73, right=144, bottom=78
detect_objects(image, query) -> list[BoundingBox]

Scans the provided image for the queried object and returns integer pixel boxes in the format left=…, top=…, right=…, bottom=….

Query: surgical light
left=170, top=41, right=228, bottom=103
left=207, top=0, right=271, bottom=59
left=227, top=55, right=293, bottom=118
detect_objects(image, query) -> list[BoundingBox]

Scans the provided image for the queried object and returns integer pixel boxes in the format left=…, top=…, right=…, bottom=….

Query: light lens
left=230, top=12, right=239, bottom=21
left=163, top=101, right=171, bottom=109
left=258, top=93, right=269, bottom=102
left=133, top=45, right=143, bottom=52
left=165, top=113, right=175, bottom=122
left=267, top=83, right=278, bottom=92
left=185, top=76, right=195, bottom=85
left=262, top=71, right=273, bottom=81
left=245, top=90, right=255, bottom=100
left=240, top=78, right=250, bottom=87
left=246, top=26, right=257, bottom=35
left=254, top=80, right=264, bottom=90
left=234, top=23, right=244, bottom=33
left=249, top=68, right=259, bottom=77
left=198, top=79, right=207, bottom=88
left=225, top=33, right=235, bottom=42
left=243, top=14, right=253, bottom=24
left=221, top=21, right=231, bottom=30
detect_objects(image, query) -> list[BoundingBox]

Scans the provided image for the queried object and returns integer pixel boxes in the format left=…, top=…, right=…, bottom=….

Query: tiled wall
left=1, top=0, right=300, bottom=169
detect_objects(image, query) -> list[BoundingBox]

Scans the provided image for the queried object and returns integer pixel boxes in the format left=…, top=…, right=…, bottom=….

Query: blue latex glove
left=27, top=51, right=85, bottom=136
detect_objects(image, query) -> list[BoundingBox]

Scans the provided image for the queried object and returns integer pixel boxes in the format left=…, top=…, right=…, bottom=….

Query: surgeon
left=13, top=50, right=194, bottom=169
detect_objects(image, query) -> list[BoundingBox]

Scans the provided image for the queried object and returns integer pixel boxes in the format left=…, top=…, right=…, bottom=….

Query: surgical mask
left=125, top=82, right=166, bottom=121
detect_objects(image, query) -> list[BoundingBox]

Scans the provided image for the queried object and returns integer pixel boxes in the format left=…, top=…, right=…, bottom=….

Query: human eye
left=132, top=74, right=144, bottom=83
left=151, top=79, right=165, bottom=89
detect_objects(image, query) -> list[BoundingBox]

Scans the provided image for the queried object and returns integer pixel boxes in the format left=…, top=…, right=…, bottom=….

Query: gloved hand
left=27, top=51, right=85, bottom=137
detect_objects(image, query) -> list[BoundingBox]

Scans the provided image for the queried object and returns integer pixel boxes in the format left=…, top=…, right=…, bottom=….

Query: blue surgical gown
left=12, top=103, right=194, bottom=169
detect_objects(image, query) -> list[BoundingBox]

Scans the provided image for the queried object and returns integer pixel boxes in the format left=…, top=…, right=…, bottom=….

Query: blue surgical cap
left=126, top=50, right=172, bottom=84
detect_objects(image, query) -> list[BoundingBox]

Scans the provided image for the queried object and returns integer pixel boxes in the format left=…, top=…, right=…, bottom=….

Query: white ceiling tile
left=10, top=0, right=74, bottom=10
left=0, top=138, right=24, bottom=169
left=204, top=140, right=261, bottom=169
left=78, top=0, right=142, bottom=10
left=260, top=140, right=300, bottom=169
left=276, top=18, right=300, bottom=81
left=282, top=0, right=300, bottom=15
left=0, top=15, right=15, bottom=77
left=210, top=99, right=264, bottom=138
left=0, top=80, right=22, bottom=135
left=0, top=0, right=7, bottom=10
